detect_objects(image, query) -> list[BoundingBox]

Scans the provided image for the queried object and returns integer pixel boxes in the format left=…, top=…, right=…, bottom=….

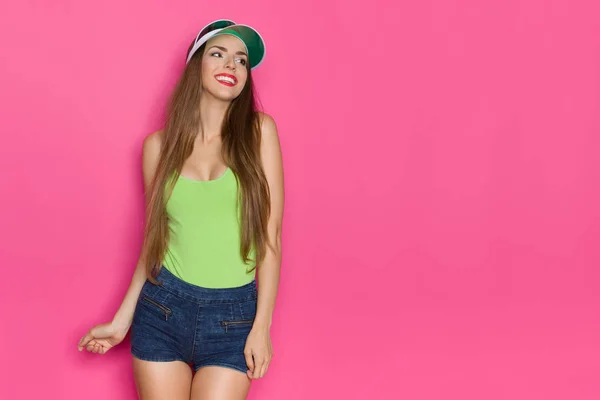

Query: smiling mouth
left=215, top=74, right=237, bottom=86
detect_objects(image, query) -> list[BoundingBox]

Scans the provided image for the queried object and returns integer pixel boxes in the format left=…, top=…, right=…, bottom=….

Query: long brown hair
left=142, top=40, right=271, bottom=284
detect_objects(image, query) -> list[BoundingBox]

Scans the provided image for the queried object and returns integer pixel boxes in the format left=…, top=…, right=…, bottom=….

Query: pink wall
left=1, top=0, right=599, bottom=399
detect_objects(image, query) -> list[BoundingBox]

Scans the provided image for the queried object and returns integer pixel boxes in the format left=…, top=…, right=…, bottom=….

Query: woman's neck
left=198, top=91, right=231, bottom=144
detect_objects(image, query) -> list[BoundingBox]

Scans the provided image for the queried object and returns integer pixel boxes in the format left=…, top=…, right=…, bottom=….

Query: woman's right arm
left=112, top=130, right=163, bottom=336
left=78, top=131, right=162, bottom=353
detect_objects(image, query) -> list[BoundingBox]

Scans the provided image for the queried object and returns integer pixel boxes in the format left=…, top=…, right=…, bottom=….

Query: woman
left=77, top=19, right=284, bottom=399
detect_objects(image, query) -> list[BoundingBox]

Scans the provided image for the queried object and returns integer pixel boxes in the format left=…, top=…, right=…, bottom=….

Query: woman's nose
left=224, top=57, right=236, bottom=70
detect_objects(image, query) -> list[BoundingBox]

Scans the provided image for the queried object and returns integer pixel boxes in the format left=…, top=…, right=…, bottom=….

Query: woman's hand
left=244, top=325, right=273, bottom=379
left=78, top=321, right=127, bottom=355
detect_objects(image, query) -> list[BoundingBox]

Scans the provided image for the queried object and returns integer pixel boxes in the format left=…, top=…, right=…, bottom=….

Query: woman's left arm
left=244, top=113, right=284, bottom=380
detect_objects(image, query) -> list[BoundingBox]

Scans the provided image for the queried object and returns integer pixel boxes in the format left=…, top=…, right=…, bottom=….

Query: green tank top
left=162, top=167, right=256, bottom=288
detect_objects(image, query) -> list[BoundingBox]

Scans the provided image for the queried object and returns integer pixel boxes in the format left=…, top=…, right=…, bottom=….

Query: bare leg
left=132, top=357, right=192, bottom=400
left=190, top=366, right=251, bottom=400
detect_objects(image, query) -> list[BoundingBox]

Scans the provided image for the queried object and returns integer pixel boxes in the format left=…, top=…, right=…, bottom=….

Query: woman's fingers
left=245, top=349, right=273, bottom=379
left=79, top=322, right=117, bottom=352
left=244, top=348, right=254, bottom=377
left=83, top=337, right=98, bottom=352
left=78, top=333, right=93, bottom=351
left=253, top=356, right=264, bottom=379
left=259, top=362, right=266, bottom=378
left=260, top=357, right=271, bottom=378
left=80, top=336, right=112, bottom=355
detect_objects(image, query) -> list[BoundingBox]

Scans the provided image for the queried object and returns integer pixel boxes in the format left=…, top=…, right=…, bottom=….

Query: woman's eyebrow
left=209, top=45, right=248, bottom=57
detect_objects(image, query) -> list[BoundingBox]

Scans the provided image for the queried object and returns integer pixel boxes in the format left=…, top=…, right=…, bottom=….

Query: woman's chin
left=204, top=85, right=242, bottom=103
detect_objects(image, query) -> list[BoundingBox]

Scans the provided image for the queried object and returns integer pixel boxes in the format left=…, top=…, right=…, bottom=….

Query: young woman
left=77, top=19, right=284, bottom=399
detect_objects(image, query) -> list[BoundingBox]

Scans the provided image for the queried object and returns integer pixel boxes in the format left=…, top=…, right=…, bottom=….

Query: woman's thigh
left=133, top=357, right=192, bottom=400
left=190, top=366, right=251, bottom=400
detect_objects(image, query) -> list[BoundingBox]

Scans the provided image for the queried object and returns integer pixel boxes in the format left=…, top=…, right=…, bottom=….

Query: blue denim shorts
left=130, top=266, right=257, bottom=374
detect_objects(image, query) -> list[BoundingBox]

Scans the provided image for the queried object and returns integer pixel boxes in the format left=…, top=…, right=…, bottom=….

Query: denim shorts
left=130, top=266, right=257, bottom=374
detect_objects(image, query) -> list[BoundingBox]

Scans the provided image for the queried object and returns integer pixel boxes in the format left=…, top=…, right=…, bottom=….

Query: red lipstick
left=214, top=73, right=237, bottom=87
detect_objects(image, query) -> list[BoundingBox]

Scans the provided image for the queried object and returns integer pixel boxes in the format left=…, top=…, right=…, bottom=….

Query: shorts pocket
left=138, top=282, right=173, bottom=321
left=220, top=319, right=254, bottom=333
left=141, top=295, right=173, bottom=321
left=220, top=298, right=256, bottom=333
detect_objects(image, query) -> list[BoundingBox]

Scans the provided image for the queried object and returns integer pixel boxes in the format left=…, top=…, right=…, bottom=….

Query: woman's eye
left=210, top=52, right=246, bottom=66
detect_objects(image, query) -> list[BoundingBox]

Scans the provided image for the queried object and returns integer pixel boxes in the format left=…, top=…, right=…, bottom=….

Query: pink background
left=1, top=0, right=599, bottom=399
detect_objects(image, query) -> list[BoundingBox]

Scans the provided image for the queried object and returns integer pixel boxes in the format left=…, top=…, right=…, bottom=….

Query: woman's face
left=201, top=35, right=249, bottom=102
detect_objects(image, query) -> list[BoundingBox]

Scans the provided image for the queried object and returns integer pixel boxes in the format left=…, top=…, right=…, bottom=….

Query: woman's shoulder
left=143, top=130, right=164, bottom=152
left=142, top=130, right=164, bottom=189
left=256, top=111, right=275, bottom=125
left=256, top=112, right=277, bottom=138
left=255, top=113, right=282, bottom=167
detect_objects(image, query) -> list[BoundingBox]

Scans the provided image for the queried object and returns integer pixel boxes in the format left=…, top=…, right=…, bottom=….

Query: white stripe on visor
left=186, top=28, right=226, bottom=64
